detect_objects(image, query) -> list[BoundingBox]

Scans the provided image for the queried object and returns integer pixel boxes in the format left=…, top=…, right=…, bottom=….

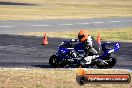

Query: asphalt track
left=0, top=17, right=132, bottom=69
left=0, top=34, right=131, bottom=69
left=0, top=17, right=132, bottom=34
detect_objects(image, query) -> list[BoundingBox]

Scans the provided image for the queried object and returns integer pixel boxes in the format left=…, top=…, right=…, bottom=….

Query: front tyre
left=49, top=55, right=59, bottom=68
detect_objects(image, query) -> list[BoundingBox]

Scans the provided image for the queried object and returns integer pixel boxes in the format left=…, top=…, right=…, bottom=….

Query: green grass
left=18, top=27, right=132, bottom=42
left=0, top=0, right=132, bottom=20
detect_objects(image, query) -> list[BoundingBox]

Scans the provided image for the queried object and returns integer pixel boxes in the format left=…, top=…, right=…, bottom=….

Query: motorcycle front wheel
left=49, top=55, right=68, bottom=68
left=49, top=55, right=59, bottom=68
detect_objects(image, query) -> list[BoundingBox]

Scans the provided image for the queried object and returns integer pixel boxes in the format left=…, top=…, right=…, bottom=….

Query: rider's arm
left=86, top=36, right=93, bottom=47
left=84, top=36, right=93, bottom=56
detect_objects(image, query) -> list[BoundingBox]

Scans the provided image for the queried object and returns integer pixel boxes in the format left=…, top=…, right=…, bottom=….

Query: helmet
left=78, top=30, right=88, bottom=42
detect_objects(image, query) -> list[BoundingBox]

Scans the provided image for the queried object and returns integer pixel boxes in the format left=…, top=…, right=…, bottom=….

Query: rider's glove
left=71, top=39, right=76, bottom=42
left=70, top=39, right=78, bottom=42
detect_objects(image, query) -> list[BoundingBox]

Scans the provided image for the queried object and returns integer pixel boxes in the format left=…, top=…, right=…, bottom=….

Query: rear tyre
left=96, top=60, right=107, bottom=69
left=107, top=54, right=117, bottom=68
left=96, top=54, right=117, bottom=69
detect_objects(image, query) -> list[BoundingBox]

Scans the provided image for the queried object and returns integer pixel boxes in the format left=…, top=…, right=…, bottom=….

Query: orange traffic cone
left=97, top=33, right=101, bottom=54
left=42, top=32, right=48, bottom=45
left=97, top=33, right=101, bottom=45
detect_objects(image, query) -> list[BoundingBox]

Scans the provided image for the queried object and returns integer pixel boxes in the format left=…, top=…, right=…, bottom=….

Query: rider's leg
left=89, top=47, right=98, bottom=54
left=82, top=47, right=99, bottom=65
left=82, top=47, right=93, bottom=65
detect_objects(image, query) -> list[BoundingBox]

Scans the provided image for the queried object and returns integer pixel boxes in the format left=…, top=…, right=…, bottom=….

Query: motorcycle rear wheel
left=96, top=54, right=117, bottom=69
left=107, top=54, right=117, bottom=68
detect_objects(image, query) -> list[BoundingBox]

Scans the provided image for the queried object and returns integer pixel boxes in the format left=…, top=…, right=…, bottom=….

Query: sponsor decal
left=76, top=67, right=131, bottom=85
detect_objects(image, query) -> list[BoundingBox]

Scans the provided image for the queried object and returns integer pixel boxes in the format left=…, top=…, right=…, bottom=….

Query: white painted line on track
left=0, top=67, right=132, bottom=72
left=77, top=23, right=90, bottom=25
left=0, top=67, right=33, bottom=70
left=31, top=25, right=52, bottom=27
left=0, top=26, right=14, bottom=28
left=92, top=22, right=104, bottom=24
left=127, top=20, right=132, bottom=22
left=109, top=21, right=121, bottom=23
left=59, top=23, right=74, bottom=26
left=0, top=19, right=131, bottom=29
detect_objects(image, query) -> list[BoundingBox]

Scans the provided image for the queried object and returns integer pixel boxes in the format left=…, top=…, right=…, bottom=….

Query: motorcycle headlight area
left=72, top=52, right=77, bottom=58
left=69, top=50, right=77, bottom=58
left=60, top=50, right=66, bottom=54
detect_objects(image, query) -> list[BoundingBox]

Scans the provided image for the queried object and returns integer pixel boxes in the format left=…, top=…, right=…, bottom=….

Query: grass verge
left=18, top=27, right=132, bottom=42
left=0, top=68, right=131, bottom=88
left=0, top=0, right=132, bottom=20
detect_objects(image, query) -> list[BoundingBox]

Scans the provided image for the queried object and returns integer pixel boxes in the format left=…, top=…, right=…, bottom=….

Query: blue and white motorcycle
left=49, top=38, right=120, bottom=68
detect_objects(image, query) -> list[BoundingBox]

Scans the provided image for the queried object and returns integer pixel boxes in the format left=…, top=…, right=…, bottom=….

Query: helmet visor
left=78, top=35, right=85, bottom=40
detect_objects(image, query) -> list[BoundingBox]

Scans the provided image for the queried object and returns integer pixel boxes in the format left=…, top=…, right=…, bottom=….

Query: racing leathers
left=82, top=35, right=99, bottom=64
left=84, top=35, right=98, bottom=56
left=70, top=35, right=98, bottom=56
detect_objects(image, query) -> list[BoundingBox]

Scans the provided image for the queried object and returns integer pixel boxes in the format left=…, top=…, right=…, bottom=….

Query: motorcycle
left=49, top=38, right=120, bottom=68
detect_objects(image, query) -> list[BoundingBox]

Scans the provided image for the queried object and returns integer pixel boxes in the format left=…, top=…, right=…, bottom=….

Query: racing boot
left=81, top=55, right=99, bottom=65
left=81, top=56, right=93, bottom=65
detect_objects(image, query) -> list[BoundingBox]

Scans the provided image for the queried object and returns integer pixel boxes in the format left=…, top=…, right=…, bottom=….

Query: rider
left=78, top=30, right=98, bottom=56
left=71, top=30, right=99, bottom=65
